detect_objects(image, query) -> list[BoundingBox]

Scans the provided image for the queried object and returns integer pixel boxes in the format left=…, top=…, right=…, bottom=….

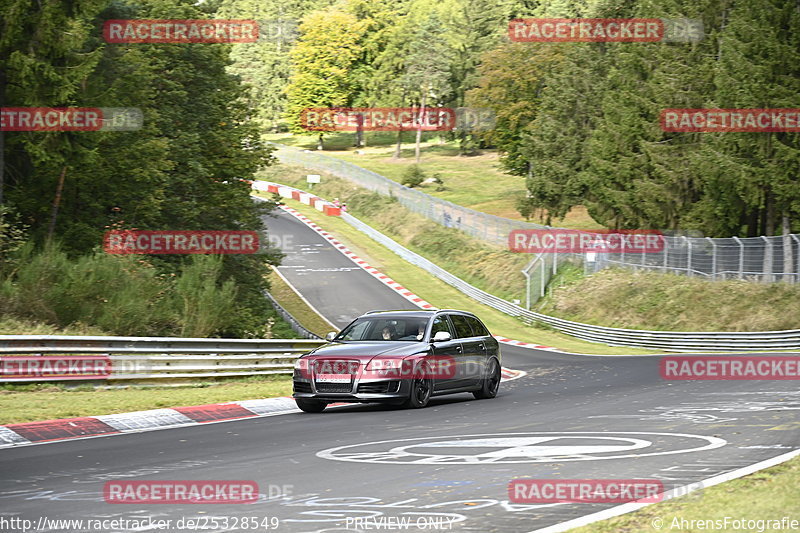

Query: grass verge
left=267, top=267, right=334, bottom=337
left=571, top=454, right=800, bottom=533
left=0, top=376, right=292, bottom=425
left=537, top=267, right=800, bottom=331
left=261, top=164, right=531, bottom=302
left=255, top=189, right=658, bottom=355
left=264, top=132, right=603, bottom=229
left=0, top=317, right=110, bottom=336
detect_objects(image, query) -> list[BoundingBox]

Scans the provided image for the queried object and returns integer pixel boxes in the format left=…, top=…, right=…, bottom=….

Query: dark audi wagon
left=292, top=309, right=501, bottom=412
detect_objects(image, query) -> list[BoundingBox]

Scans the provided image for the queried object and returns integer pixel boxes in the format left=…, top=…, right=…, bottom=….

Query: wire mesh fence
left=272, top=143, right=800, bottom=297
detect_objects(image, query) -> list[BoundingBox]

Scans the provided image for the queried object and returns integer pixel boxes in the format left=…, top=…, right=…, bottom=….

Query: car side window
left=450, top=314, right=475, bottom=339
left=340, top=320, right=370, bottom=341
left=431, top=315, right=454, bottom=338
left=465, top=316, right=489, bottom=336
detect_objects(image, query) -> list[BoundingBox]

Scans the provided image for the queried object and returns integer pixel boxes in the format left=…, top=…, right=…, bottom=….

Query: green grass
left=537, top=267, right=800, bottom=331
left=264, top=132, right=603, bottom=229
left=0, top=317, right=110, bottom=336
left=256, top=187, right=658, bottom=355
left=0, top=376, right=293, bottom=424
left=262, top=164, right=532, bottom=302
left=571, top=455, right=800, bottom=533
left=267, top=267, right=335, bottom=337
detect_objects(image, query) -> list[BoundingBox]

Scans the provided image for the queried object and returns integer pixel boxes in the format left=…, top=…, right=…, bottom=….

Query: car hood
left=305, top=341, right=425, bottom=362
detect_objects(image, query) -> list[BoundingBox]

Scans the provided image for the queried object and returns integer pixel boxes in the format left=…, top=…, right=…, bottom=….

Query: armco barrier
left=0, top=336, right=325, bottom=382
left=254, top=181, right=800, bottom=352
left=263, top=290, right=322, bottom=340
left=339, top=211, right=800, bottom=352
left=272, top=143, right=799, bottom=283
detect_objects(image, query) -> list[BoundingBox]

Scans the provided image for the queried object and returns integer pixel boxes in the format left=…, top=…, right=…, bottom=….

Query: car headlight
left=365, top=358, right=413, bottom=377
left=366, top=358, right=400, bottom=371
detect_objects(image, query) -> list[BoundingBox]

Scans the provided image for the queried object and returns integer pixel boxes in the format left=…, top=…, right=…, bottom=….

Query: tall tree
left=217, top=0, right=333, bottom=131
left=285, top=7, right=365, bottom=149
left=1, top=0, right=105, bottom=222
left=400, top=10, right=453, bottom=162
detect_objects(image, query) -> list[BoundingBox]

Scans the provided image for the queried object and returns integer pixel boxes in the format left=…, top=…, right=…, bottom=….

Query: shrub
left=401, top=165, right=426, bottom=188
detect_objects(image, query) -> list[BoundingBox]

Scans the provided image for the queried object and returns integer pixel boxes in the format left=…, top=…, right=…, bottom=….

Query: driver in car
left=381, top=324, right=397, bottom=340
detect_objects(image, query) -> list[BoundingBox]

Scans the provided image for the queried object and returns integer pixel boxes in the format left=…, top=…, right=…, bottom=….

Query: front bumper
left=292, top=376, right=412, bottom=402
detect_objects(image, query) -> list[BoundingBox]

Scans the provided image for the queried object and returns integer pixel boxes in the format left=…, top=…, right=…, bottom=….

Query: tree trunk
left=393, top=129, right=402, bottom=159
left=47, top=166, right=68, bottom=240
left=355, top=112, right=364, bottom=147
left=415, top=92, right=427, bottom=164
left=782, top=212, right=794, bottom=282
left=764, top=189, right=776, bottom=236
left=0, top=68, right=5, bottom=206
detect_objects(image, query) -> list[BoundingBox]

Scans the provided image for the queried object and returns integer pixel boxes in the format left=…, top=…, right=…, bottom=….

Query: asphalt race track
left=0, top=209, right=798, bottom=533
left=265, top=208, right=419, bottom=327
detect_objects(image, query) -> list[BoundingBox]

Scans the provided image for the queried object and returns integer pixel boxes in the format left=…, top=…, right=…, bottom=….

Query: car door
left=428, top=314, right=462, bottom=391
left=464, top=315, right=493, bottom=381
left=448, top=314, right=483, bottom=387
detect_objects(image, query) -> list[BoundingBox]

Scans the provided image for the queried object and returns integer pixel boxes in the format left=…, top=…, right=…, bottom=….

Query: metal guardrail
left=342, top=213, right=800, bottom=352
left=263, top=291, right=322, bottom=340
left=273, top=143, right=799, bottom=284
left=0, top=336, right=325, bottom=382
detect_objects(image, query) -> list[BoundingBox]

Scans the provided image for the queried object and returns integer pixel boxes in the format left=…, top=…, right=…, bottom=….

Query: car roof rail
left=364, top=309, right=438, bottom=314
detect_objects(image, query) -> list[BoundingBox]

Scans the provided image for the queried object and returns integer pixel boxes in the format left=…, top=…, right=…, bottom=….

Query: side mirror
left=432, top=331, right=451, bottom=343
left=325, top=331, right=338, bottom=342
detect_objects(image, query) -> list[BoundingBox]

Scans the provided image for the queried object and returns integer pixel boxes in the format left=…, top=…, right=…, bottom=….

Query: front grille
left=357, top=381, right=400, bottom=394
left=315, top=382, right=353, bottom=393
left=293, top=381, right=312, bottom=393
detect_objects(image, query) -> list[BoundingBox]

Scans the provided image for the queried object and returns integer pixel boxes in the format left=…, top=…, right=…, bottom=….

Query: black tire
left=402, top=364, right=433, bottom=409
left=473, top=358, right=500, bottom=400
left=295, top=399, right=328, bottom=413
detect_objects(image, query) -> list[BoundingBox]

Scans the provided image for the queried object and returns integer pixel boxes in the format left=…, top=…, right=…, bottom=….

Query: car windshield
left=336, top=317, right=428, bottom=342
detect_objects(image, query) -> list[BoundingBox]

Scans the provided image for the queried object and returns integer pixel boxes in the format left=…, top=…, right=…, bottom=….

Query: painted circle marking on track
left=316, top=432, right=727, bottom=464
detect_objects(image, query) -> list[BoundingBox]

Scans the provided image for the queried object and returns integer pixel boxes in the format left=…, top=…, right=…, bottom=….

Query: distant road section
left=262, top=207, right=418, bottom=328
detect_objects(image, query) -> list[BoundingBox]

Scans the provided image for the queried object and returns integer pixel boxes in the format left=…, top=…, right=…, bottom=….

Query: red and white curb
left=493, top=336, right=561, bottom=352
left=277, top=203, right=562, bottom=353
left=0, top=397, right=301, bottom=449
left=501, top=368, right=526, bottom=381
left=0, top=366, right=526, bottom=449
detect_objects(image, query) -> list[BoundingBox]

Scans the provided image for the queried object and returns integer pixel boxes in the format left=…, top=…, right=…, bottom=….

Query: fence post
left=683, top=236, right=692, bottom=277
left=707, top=237, right=717, bottom=280
left=540, top=256, right=546, bottom=299
left=762, top=236, right=774, bottom=282
left=793, top=235, right=800, bottom=284
left=553, top=250, right=559, bottom=279
left=662, top=237, right=669, bottom=273
left=732, top=236, right=744, bottom=279
left=641, top=238, right=647, bottom=270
